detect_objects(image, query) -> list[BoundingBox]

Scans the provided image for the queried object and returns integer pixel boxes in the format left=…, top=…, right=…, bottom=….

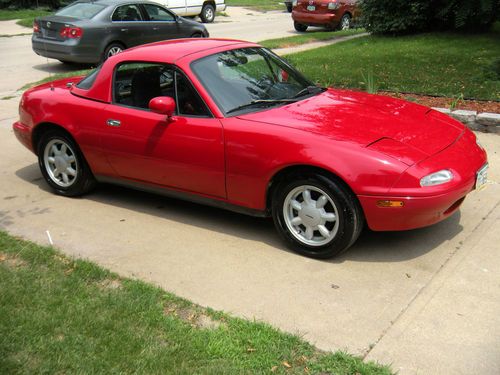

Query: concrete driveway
left=1, top=9, right=499, bottom=375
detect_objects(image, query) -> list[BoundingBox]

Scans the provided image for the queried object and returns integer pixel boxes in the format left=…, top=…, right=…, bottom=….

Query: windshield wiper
left=226, top=99, right=298, bottom=114
left=293, top=85, right=325, bottom=99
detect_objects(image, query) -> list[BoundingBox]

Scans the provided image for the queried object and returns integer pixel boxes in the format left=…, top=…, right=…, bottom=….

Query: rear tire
left=37, top=130, right=96, bottom=197
left=272, top=174, right=363, bottom=259
left=294, top=21, right=308, bottom=32
left=103, top=42, right=125, bottom=62
left=200, top=3, right=215, bottom=23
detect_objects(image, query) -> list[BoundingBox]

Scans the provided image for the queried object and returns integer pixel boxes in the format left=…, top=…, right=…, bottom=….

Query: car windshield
left=191, top=47, right=322, bottom=115
left=56, top=2, right=106, bottom=19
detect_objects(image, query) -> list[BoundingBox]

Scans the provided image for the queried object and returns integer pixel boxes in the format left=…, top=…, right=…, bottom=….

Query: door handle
left=153, top=27, right=159, bottom=31
left=107, top=119, right=121, bottom=127
left=120, top=28, right=128, bottom=32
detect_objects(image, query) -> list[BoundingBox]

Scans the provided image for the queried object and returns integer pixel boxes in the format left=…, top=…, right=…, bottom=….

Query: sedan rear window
left=56, top=3, right=106, bottom=19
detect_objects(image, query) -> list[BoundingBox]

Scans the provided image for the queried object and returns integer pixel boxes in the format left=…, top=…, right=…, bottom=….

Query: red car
left=292, top=0, right=359, bottom=32
left=13, top=39, right=488, bottom=258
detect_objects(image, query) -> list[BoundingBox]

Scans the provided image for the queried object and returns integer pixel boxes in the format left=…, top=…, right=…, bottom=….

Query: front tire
left=294, top=21, right=308, bottom=32
left=37, top=130, right=96, bottom=197
left=200, top=4, right=215, bottom=23
left=272, top=175, right=363, bottom=259
left=339, top=13, right=352, bottom=30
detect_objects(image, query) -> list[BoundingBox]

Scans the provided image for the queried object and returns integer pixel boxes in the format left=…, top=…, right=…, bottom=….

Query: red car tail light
left=60, top=26, right=83, bottom=39
left=33, top=21, right=40, bottom=33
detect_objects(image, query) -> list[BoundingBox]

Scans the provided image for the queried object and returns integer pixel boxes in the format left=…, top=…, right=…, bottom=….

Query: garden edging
left=433, top=108, right=500, bottom=134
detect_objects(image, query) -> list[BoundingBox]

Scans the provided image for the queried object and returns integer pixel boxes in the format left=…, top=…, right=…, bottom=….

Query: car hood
left=237, top=88, right=464, bottom=157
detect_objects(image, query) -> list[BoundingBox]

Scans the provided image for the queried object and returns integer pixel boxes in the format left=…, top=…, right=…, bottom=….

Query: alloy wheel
left=43, top=139, right=78, bottom=188
left=283, top=185, right=339, bottom=246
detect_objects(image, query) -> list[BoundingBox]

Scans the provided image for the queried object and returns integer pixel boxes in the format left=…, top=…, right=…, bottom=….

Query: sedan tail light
left=33, top=21, right=40, bottom=33
left=60, top=26, right=83, bottom=39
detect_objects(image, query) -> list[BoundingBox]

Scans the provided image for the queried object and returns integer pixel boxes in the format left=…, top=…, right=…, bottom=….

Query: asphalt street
left=0, top=8, right=499, bottom=374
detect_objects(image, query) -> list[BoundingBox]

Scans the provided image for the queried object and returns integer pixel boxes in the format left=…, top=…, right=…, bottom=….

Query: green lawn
left=0, top=231, right=390, bottom=374
left=226, top=0, right=283, bottom=11
left=0, top=8, right=51, bottom=28
left=285, top=31, right=500, bottom=101
left=260, top=28, right=366, bottom=49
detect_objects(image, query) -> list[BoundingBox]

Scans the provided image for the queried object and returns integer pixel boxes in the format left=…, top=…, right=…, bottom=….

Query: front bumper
left=359, top=130, right=488, bottom=231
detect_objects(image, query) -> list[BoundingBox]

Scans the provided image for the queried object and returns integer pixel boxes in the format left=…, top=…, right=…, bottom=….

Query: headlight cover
left=420, top=170, right=454, bottom=187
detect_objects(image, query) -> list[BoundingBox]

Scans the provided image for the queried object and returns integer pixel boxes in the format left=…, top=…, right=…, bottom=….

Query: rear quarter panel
left=22, top=85, right=114, bottom=176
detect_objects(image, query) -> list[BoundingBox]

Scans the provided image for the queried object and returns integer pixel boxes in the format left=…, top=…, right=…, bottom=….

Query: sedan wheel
left=272, top=175, right=364, bottom=258
left=339, top=14, right=351, bottom=30
left=103, top=43, right=124, bottom=62
left=294, top=21, right=308, bottom=32
left=38, top=130, right=96, bottom=196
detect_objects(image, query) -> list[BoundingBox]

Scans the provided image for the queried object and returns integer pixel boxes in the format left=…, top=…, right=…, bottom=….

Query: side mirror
left=149, top=96, right=176, bottom=118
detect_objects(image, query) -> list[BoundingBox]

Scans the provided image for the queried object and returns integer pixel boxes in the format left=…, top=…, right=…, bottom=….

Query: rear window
left=56, top=3, right=106, bottom=19
left=76, top=66, right=101, bottom=90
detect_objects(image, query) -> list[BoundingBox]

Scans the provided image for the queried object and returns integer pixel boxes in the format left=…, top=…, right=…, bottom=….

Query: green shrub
left=359, top=0, right=432, bottom=34
left=0, top=0, right=71, bottom=9
left=360, top=0, right=500, bottom=34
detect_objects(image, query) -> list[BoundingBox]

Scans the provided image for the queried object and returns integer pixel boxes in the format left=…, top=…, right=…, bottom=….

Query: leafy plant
left=361, top=71, right=378, bottom=94
left=449, top=93, right=464, bottom=110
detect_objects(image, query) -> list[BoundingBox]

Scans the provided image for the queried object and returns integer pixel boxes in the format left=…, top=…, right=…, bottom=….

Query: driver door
left=100, top=62, right=226, bottom=198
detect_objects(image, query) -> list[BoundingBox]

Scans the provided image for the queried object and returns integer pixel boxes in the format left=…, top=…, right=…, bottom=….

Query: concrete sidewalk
left=0, top=19, right=30, bottom=36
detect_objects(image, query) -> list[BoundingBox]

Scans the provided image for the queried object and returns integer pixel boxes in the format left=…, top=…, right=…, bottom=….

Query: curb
left=432, top=108, right=499, bottom=134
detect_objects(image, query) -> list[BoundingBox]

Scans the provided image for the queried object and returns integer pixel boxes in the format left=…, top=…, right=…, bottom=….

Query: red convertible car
left=13, top=39, right=488, bottom=258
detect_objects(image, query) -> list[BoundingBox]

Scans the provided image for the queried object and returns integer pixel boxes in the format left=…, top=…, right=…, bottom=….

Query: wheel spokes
left=291, top=199, right=302, bottom=211
left=316, top=195, right=328, bottom=208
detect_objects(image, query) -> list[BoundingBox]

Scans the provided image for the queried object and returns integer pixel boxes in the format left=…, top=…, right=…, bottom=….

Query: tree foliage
left=360, top=0, right=500, bottom=34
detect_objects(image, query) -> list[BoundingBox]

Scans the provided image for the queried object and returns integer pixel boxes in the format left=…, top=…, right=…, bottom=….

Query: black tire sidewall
left=37, top=130, right=94, bottom=197
left=294, top=21, right=307, bottom=32
left=272, top=175, right=360, bottom=259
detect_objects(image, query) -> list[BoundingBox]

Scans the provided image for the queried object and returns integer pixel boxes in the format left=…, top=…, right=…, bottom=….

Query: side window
left=175, top=72, right=210, bottom=117
left=114, top=62, right=175, bottom=110
left=143, top=4, right=175, bottom=21
left=112, top=4, right=143, bottom=21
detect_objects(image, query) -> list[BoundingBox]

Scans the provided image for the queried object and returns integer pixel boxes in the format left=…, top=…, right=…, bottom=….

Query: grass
left=0, top=8, right=51, bottom=28
left=226, top=0, right=283, bottom=11
left=0, top=230, right=391, bottom=374
left=260, top=28, right=366, bottom=49
left=20, top=69, right=92, bottom=90
left=286, top=30, right=500, bottom=101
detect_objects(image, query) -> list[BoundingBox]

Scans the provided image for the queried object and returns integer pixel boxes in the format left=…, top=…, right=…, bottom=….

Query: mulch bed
left=379, top=91, right=500, bottom=113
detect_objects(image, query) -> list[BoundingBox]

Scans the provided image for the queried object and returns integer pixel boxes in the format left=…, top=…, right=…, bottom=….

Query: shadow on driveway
left=16, top=162, right=463, bottom=264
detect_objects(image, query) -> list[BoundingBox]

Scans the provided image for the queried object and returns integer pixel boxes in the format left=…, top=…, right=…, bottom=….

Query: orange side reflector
left=377, top=200, right=405, bottom=208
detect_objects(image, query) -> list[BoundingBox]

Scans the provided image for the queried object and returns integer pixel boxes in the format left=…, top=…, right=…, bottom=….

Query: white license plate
left=307, top=5, right=315, bottom=11
left=476, top=163, right=488, bottom=190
